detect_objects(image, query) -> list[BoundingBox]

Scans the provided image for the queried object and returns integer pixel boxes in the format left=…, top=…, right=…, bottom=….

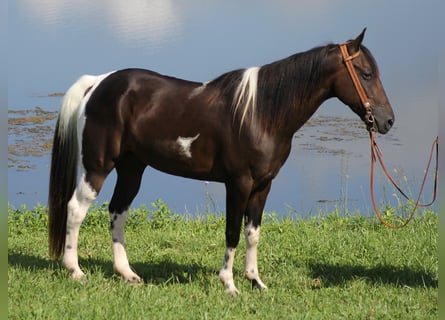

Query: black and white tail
left=48, top=75, right=98, bottom=259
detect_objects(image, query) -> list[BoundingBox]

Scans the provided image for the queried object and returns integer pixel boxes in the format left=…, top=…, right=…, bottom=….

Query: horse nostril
left=387, top=118, right=394, bottom=127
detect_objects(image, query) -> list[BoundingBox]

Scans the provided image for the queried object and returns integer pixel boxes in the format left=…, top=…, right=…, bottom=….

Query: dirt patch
left=295, top=116, right=365, bottom=155
left=8, top=107, right=57, bottom=170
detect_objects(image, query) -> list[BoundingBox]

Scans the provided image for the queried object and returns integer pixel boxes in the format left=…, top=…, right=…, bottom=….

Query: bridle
left=339, top=43, right=375, bottom=131
left=339, top=42, right=438, bottom=228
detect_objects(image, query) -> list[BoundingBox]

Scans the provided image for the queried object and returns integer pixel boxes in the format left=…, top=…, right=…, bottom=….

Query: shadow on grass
left=132, top=260, right=213, bottom=285
left=8, top=251, right=213, bottom=285
left=8, top=252, right=58, bottom=271
left=307, top=262, right=438, bottom=288
left=11, top=252, right=435, bottom=289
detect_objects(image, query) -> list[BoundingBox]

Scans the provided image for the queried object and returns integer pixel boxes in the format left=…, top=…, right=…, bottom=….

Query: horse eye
left=361, top=72, right=372, bottom=80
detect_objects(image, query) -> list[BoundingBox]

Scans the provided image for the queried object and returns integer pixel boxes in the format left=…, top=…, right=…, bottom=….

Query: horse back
left=83, top=68, right=232, bottom=180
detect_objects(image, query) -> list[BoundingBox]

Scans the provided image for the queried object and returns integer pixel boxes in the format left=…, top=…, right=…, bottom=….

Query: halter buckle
left=364, top=103, right=374, bottom=132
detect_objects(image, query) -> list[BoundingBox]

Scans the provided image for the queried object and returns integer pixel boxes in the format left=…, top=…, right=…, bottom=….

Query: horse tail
left=48, top=74, right=98, bottom=260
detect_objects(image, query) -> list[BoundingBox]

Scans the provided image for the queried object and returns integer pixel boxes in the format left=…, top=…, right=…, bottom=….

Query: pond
left=8, top=1, right=440, bottom=216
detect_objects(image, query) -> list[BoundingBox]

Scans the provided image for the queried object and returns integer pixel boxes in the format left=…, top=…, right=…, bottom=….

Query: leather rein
left=339, top=43, right=439, bottom=228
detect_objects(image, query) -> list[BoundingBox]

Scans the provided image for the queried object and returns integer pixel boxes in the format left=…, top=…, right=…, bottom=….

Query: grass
left=8, top=202, right=437, bottom=319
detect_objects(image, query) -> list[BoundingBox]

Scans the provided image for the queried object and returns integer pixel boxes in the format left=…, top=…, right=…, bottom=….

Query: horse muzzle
left=369, top=108, right=394, bottom=134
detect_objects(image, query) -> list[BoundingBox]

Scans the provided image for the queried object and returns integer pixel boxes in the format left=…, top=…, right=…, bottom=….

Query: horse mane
left=359, top=45, right=379, bottom=75
left=255, top=44, right=336, bottom=131
left=210, top=42, right=378, bottom=134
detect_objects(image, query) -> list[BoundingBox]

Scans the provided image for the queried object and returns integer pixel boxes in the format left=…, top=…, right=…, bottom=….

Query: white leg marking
left=244, top=224, right=267, bottom=290
left=63, top=173, right=97, bottom=281
left=176, top=133, right=200, bottom=158
left=110, top=210, right=141, bottom=283
left=219, top=247, right=239, bottom=296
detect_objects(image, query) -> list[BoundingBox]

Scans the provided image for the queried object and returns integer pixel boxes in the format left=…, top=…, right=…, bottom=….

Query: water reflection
left=19, top=0, right=183, bottom=48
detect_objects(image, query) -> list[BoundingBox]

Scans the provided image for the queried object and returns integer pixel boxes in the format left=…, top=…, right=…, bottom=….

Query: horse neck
left=287, top=79, right=333, bottom=136
left=259, top=49, right=335, bottom=138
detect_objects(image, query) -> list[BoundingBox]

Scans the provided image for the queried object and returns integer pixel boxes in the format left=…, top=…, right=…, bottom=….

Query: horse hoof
left=226, top=287, right=240, bottom=297
left=124, top=274, right=142, bottom=284
left=251, top=279, right=267, bottom=290
left=70, top=270, right=87, bottom=283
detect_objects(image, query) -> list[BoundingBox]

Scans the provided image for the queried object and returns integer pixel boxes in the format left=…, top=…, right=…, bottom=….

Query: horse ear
left=351, top=27, right=367, bottom=52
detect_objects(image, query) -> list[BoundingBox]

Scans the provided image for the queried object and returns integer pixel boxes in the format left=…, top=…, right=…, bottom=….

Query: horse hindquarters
left=49, top=72, right=121, bottom=281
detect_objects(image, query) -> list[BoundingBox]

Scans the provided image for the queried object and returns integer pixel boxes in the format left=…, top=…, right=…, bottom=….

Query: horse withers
left=48, top=29, right=394, bottom=296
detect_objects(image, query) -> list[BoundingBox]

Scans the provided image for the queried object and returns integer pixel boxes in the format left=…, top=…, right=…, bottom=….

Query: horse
left=48, top=28, right=394, bottom=296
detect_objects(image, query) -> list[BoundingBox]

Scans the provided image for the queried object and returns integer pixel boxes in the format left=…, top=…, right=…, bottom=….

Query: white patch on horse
left=244, top=223, right=267, bottom=290
left=233, top=66, right=260, bottom=127
left=218, top=247, right=239, bottom=296
left=63, top=172, right=97, bottom=281
left=176, top=133, right=200, bottom=158
left=189, top=82, right=208, bottom=99
left=110, top=210, right=141, bottom=283
left=77, top=172, right=97, bottom=202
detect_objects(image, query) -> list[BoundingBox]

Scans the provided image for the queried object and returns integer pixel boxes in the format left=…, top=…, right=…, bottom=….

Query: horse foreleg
left=243, top=180, right=271, bottom=290
left=219, top=178, right=252, bottom=296
left=63, top=173, right=97, bottom=281
left=219, top=247, right=238, bottom=295
left=244, top=224, right=267, bottom=290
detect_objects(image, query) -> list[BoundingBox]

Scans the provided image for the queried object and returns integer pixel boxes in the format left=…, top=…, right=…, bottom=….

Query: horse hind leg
left=63, top=172, right=104, bottom=281
left=108, top=154, right=146, bottom=283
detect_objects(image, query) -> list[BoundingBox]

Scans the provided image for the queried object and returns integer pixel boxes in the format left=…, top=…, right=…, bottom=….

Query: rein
left=340, top=42, right=439, bottom=228
left=369, top=132, right=438, bottom=228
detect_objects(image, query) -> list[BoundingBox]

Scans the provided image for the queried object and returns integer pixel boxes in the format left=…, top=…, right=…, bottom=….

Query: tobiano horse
left=49, top=29, right=394, bottom=295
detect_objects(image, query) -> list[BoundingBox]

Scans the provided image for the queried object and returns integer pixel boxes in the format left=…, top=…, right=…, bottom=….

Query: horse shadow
left=9, top=251, right=437, bottom=289
left=8, top=251, right=213, bottom=285
left=306, top=261, right=438, bottom=288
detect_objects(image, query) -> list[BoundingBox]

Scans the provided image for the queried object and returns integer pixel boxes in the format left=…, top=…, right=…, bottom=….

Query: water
left=8, top=1, right=440, bottom=216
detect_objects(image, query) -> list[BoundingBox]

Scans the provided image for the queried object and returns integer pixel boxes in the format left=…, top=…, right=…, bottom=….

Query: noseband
left=339, top=43, right=375, bottom=131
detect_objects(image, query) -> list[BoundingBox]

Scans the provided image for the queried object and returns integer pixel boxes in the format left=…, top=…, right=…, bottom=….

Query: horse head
left=333, top=28, right=395, bottom=134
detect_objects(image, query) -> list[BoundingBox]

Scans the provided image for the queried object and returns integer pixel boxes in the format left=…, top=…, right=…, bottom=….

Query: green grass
left=8, top=202, right=437, bottom=319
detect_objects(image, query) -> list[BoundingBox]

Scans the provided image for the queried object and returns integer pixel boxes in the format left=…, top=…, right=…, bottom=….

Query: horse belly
left=136, top=134, right=223, bottom=181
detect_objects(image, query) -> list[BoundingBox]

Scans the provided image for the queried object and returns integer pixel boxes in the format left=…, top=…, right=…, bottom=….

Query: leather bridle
left=339, top=43, right=375, bottom=131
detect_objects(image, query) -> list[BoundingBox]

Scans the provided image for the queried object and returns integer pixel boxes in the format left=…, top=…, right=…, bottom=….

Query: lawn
left=8, top=202, right=437, bottom=319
